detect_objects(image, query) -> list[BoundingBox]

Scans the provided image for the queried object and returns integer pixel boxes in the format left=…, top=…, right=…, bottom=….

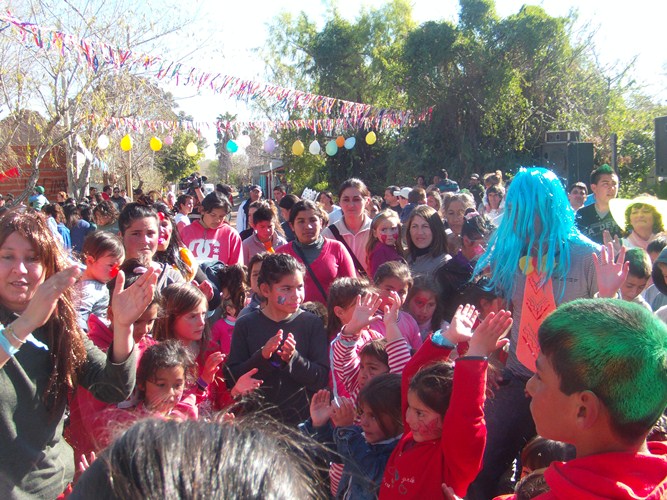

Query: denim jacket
left=334, top=425, right=401, bottom=500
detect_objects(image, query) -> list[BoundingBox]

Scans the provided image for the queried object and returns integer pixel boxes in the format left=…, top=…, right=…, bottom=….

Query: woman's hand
left=467, top=310, right=513, bottom=358
left=231, top=367, right=262, bottom=398
left=309, top=389, right=333, bottom=428
left=16, top=266, right=82, bottom=335
left=201, top=351, right=226, bottom=385
left=111, top=268, right=158, bottom=328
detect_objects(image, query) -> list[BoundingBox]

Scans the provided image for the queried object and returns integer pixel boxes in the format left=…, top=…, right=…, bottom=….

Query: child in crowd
left=153, top=283, right=261, bottom=416
left=226, top=253, right=329, bottom=425
left=66, top=261, right=160, bottom=459
left=238, top=252, right=268, bottom=318
left=499, top=298, right=667, bottom=499
left=380, top=305, right=513, bottom=498
left=369, top=261, right=423, bottom=351
left=180, top=191, right=243, bottom=266
left=647, top=235, right=667, bottom=264
left=306, top=374, right=404, bottom=499
left=329, top=279, right=411, bottom=400
left=209, top=264, right=248, bottom=355
left=133, top=340, right=198, bottom=419
left=618, top=247, right=652, bottom=309
left=77, top=231, right=124, bottom=330
left=242, top=203, right=287, bottom=262
left=366, top=209, right=405, bottom=278
left=404, top=275, right=443, bottom=340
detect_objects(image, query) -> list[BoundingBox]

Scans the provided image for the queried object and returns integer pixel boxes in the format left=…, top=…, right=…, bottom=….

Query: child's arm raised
left=441, top=310, right=513, bottom=497
left=399, top=305, right=476, bottom=426
left=383, top=291, right=412, bottom=375
left=343, top=292, right=383, bottom=337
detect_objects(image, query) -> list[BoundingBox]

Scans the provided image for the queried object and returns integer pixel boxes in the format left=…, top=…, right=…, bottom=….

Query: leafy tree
left=154, top=131, right=206, bottom=183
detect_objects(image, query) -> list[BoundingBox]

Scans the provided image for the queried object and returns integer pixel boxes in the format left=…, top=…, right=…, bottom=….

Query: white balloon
left=237, top=134, right=251, bottom=149
left=97, top=134, right=110, bottom=150
left=308, top=140, right=321, bottom=155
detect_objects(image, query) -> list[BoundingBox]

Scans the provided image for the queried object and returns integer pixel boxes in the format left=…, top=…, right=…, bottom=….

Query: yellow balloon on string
left=120, top=134, right=133, bottom=151
left=186, top=142, right=198, bottom=156
left=149, top=137, right=163, bottom=151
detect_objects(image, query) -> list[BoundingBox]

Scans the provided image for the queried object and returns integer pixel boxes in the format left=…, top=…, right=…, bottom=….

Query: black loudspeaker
left=541, top=142, right=594, bottom=186
left=567, top=142, right=594, bottom=185
left=541, top=143, right=568, bottom=179
left=656, top=116, right=667, bottom=177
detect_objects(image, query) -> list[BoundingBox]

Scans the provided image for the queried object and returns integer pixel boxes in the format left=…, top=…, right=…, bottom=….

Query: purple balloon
left=264, top=137, right=276, bottom=153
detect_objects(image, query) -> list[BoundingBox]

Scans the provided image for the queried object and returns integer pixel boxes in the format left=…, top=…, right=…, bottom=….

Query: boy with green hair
left=502, top=298, right=667, bottom=498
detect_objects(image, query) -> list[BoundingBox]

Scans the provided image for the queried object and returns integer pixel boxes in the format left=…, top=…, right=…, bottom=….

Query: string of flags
left=1, top=12, right=432, bottom=130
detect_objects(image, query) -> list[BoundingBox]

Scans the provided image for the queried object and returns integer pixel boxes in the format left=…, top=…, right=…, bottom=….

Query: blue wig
left=473, top=167, right=586, bottom=300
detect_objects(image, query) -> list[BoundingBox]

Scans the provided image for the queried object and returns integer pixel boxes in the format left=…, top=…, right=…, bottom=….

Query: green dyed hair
left=590, top=164, right=615, bottom=186
left=624, top=247, right=651, bottom=279
left=539, top=299, right=667, bottom=443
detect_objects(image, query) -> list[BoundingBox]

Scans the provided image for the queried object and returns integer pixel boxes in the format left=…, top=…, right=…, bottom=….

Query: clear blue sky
left=163, top=0, right=667, bottom=157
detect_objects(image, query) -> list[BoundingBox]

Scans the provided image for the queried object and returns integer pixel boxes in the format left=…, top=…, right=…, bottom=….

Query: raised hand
left=111, top=267, right=158, bottom=328
left=309, top=389, right=333, bottom=427
left=231, top=367, right=262, bottom=398
left=18, top=265, right=81, bottom=334
left=593, top=242, right=628, bottom=298
left=467, top=310, right=513, bottom=358
left=344, top=292, right=383, bottom=337
left=330, top=396, right=356, bottom=427
left=201, top=351, right=226, bottom=385
left=278, top=332, right=296, bottom=362
left=383, top=291, right=404, bottom=343
left=261, top=330, right=283, bottom=359
left=444, top=304, right=479, bottom=344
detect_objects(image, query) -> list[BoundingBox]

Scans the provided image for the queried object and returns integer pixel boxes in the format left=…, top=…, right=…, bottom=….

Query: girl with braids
left=0, top=210, right=158, bottom=498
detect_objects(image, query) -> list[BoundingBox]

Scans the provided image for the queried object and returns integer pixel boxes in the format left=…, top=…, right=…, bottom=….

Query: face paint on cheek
left=379, top=234, right=388, bottom=243
left=277, top=295, right=286, bottom=305
left=472, top=244, right=485, bottom=256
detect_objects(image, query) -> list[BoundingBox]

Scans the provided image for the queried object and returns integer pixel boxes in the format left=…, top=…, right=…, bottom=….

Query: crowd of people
left=1, top=166, right=667, bottom=499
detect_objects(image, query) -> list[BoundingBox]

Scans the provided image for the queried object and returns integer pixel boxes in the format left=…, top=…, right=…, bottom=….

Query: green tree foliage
left=154, top=131, right=206, bottom=183
left=257, top=0, right=662, bottom=195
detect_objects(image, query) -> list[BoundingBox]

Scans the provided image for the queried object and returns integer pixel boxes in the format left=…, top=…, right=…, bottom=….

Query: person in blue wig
left=467, top=167, right=601, bottom=499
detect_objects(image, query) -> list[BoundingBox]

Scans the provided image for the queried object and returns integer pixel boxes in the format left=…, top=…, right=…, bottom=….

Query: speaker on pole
left=567, top=142, right=594, bottom=185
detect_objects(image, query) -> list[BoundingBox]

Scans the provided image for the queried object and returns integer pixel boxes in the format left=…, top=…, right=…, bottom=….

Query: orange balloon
left=336, top=135, right=345, bottom=148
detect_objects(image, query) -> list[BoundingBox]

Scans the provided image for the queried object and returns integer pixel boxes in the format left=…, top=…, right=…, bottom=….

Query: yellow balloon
left=292, top=139, right=305, bottom=156
left=185, top=142, right=198, bottom=157
left=149, top=137, right=163, bottom=152
left=366, top=131, right=377, bottom=145
left=120, top=134, right=133, bottom=151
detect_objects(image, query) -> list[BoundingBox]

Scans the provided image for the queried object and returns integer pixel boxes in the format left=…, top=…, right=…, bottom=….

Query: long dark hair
left=0, top=210, right=86, bottom=412
left=153, top=202, right=190, bottom=279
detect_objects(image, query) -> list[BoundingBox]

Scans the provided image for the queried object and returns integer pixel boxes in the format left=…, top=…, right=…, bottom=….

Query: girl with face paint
left=365, top=210, right=406, bottom=279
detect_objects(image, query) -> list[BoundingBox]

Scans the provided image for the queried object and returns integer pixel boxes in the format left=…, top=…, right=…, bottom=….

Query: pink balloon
left=163, top=135, right=174, bottom=146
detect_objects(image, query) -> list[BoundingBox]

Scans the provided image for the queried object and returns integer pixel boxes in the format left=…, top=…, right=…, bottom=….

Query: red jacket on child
left=379, top=337, right=487, bottom=499
left=499, top=440, right=667, bottom=500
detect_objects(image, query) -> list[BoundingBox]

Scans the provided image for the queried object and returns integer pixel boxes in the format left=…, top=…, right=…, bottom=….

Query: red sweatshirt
left=503, top=441, right=667, bottom=500
left=379, top=337, right=487, bottom=499
left=276, top=239, right=356, bottom=304
left=180, top=220, right=244, bottom=265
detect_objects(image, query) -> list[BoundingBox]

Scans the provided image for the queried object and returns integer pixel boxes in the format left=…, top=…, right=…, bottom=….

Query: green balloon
left=326, top=140, right=338, bottom=156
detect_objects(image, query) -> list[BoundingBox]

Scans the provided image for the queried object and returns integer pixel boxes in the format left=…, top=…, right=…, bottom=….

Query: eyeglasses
left=113, top=190, right=120, bottom=193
